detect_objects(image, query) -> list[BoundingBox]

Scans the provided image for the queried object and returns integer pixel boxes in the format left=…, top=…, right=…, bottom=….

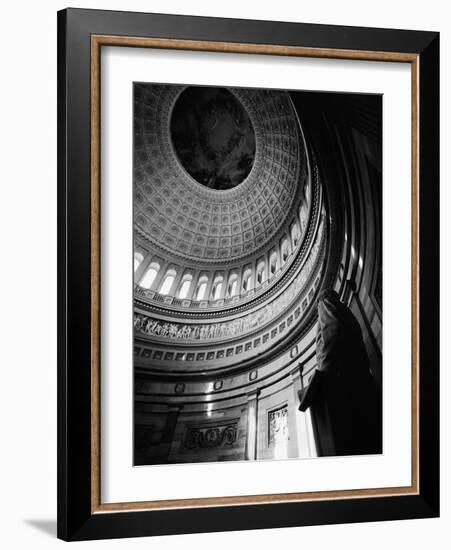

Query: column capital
left=290, top=362, right=304, bottom=380
left=247, top=388, right=260, bottom=401
left=167, top=404, right=183, bottom=413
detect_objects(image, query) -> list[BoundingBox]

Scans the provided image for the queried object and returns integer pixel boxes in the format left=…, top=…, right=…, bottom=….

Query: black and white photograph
left=133, top=83, right=383, bottom=465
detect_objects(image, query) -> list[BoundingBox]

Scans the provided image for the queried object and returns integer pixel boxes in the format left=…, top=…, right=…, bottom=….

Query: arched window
left=195, top=275, right=209, bottom=301
left=211, top=275, right=224, bottom=300
left=291, top=222, right=301, bottom=248
left=159, top=269, right=177, bottom=295
left=178, top=273, right=192, bottom=299
left=134, top=251, right=144, bottom=272
left=242, top=269, right=252, bottom=292
left=269, top=252, right=278, bottom=276
left=256, top=260, right=265, bottom=286
left=227, top=273, right=238, bottom=297
left=139, top=262, right=160, bottom=289
left=281, top=238, right=290, bottom=264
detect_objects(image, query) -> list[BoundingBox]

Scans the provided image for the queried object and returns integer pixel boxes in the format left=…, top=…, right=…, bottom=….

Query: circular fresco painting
left=170, top=87, right=256, bottom=190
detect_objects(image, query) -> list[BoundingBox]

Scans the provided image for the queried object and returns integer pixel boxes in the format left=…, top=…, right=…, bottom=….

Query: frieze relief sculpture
left=183, top=423, right=237, bottom=450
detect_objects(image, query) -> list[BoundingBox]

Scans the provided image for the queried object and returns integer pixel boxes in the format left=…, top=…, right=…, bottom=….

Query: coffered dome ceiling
left=134, top=84, right=306, bottom=263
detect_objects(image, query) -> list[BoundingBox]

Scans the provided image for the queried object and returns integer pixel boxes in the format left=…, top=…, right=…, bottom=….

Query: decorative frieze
left=183, top=423, right=237, bottom=449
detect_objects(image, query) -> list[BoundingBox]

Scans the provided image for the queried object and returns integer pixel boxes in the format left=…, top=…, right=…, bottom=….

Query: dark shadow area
left=25, top=519, right=57, bottom=538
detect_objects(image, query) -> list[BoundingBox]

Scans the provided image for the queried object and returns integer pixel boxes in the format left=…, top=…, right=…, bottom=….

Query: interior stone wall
left=134, top=325, right=319, bottom=465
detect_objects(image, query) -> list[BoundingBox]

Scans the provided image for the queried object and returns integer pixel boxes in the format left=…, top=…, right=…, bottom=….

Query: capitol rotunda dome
left=133, top=84, right=382, bottom=466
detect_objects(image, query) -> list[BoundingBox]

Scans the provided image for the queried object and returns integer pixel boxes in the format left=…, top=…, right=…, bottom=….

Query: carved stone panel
left=268, top=406, right=289, bottom=447
left=183, top=422, right=238, bottom=450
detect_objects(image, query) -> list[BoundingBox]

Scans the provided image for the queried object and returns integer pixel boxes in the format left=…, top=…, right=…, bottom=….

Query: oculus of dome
left=170, top=87, right=256, bottom=191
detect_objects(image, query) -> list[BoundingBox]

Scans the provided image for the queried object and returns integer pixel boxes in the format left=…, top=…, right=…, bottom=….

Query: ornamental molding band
left=183, top=422, right=238, bottom=449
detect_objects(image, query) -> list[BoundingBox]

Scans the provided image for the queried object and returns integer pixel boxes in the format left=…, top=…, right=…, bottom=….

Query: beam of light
left=206, top=382, right=214, bottom=417
left=247, top=402, right=257, bottom=459
left=273, top=439, right=289, bottom=460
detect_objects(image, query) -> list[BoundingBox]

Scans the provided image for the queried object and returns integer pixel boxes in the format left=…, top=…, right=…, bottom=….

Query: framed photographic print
left=57, top=8, right=439, bottom=541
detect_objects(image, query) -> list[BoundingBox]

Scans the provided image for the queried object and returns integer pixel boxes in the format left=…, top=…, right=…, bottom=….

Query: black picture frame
left=57, top=7, right=439, bottom=541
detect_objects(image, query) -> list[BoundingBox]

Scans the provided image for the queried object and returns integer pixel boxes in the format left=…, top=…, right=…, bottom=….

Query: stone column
left=170, top=267, right=184, bottom=297
left=287, top=228, right=293, bottom=256
left=160, top=404, right=182, bottom=462
left=249, top=266, right=255, bottom=292
left=150, top=261, right=168, bottom=292
left=186, top=272, right=199, bottom=300
left=203, top=274, right=215, bottom=302
left=291, top=364, right=317, bottom=458
left=221, top=278, right=228, bottom=299
left=275, top=246, right=282, bottom=276
left=134, top=253, right=152, bottom=284
left=236, top=268, right=243, bottom=298
left=218, top=271, right=227, bottom=300
left=263, top=253, right=269, bottom=284
left=245, top=389, right=260, bottom=460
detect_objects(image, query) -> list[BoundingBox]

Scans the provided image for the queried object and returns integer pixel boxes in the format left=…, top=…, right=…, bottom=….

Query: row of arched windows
left=134, top=218, right=305, bottom=302
left=135, top=262, right=242, bottom=301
